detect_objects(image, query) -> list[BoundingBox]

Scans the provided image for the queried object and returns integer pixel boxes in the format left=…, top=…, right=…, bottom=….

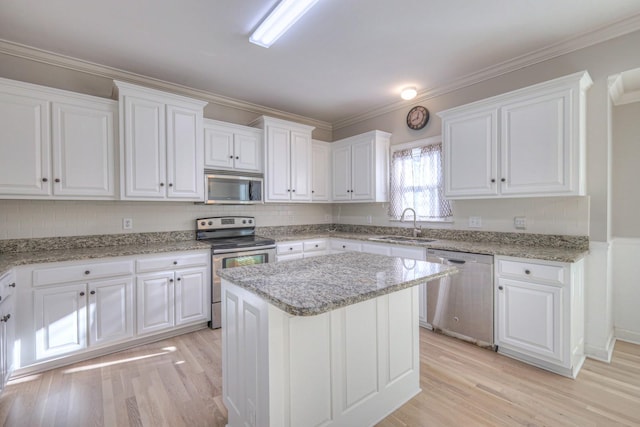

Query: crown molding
left=333, top=13, right=640, bottom=130
left=608, top=73, right=640, bottom=106
left=0, top=39, right=332, bottom=132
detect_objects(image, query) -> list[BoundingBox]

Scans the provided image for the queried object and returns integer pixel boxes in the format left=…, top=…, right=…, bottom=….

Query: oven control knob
left=200, top=221, right=206, bottom=226
left=248, top=219, right=253, bottom=224
left=208, top=221, right=213, bottom=225
left=242, top=220, right=247, bottom=224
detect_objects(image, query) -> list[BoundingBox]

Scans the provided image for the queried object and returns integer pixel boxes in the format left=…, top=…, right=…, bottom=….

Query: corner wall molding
left=333, top=13, right=640, bottom=130
left=0, top=39, right=333, bottom=133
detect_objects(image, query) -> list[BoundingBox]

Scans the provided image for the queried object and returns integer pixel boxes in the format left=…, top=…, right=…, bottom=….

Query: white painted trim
left=0, top=39, right=332, bottom=133
left=608, top=73, right=640, bottom=106
left=390, top=135, right=441, bottom=152
left=615, top=328, right=640, bottom=345
left=585, top=333, right=616, bottom=363
left=333, top=13, right=640, bottom=130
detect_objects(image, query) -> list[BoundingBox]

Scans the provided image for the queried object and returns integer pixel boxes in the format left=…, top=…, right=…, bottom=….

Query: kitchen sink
left=368, top=236, right=437, bottom=244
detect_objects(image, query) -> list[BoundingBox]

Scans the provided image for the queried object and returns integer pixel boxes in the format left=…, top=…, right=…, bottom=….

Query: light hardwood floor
left=1, top=328, right=638, bottom=427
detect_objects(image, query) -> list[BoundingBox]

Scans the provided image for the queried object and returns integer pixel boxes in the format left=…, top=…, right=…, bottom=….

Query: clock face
left=406, top=106, right=429, bottom=130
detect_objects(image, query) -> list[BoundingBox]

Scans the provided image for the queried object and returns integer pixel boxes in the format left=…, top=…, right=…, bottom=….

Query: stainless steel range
left=196, top=216, right=276, bottom=329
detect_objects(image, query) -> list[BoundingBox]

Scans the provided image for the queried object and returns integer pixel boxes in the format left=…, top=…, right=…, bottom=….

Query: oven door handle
left=213, top=245, right=276, bottom=254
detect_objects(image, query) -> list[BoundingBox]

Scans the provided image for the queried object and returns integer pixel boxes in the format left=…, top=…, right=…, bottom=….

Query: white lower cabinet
left=0, top=270, right=16, bottom=393
left=276, top=239, right=329, bottom=261
left=15, top=250, right=210, bottom=374
left=494, top=256, right=585, bottom=378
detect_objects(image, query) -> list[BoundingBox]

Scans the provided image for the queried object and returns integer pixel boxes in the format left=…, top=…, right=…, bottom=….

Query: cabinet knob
left=501, top=178, right=506, bottom=182
left=315, top=244, right=318, bottom=248
left=177, top=277, right=181, bottom=281
left=498, top=286, right=503, bottom=291
left=55, top=178, right=61, bottom=183
left=525, top=269, right=531, bottom=275
left=287, top=189, right=291, bottom=192
left=160, top=182, right=165, bottom=187
left=169, top=278, right=174, bottom=283
left=173, top=261, right=178, bottom=265
left=169, top=183, right=173, bottom=187
left=292, top=189, right=295, bottom=192
left=80, top=291, right=85, bottom=296
left=42, top=177, right=48, bottom=182
left=289, top=247, right=293, bottom=251
left=90, top=290, right=96, bottom=295
left=85, top=270, right=90, bottom=275
left=235, top=156, right=239, bottom=160
left=8, top=283, right=15, bottom=288
left=491, top=178, right=496, bottom=183
left=229, top=155, right=233, bottom=159
left=0, top=314, right=9, bottom=322
left=312, top=190, right=315, bottom=193
left=342, top=245, right=346, bottom=249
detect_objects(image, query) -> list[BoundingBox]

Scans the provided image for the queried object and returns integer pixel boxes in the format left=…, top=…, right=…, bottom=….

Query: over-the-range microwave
left=203, top=170, right=264, bottom=204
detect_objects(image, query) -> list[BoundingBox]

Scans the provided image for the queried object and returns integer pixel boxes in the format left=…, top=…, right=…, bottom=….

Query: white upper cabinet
left=251, top=116, right=315, bottom=202
left=204, top=119, right=262, bottom=173
left=0, top=77, right=116, bottom=199
left=115, top=81, right=207, bottom=201
left=331, top=130, right=390, bottom=203
left=438, top=71, right=592, bottom=199
left=311, top=140, right=331, bottom=201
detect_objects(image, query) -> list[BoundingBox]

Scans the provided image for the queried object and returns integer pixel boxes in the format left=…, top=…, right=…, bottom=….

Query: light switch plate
left=468, top=216, right=482, bottom=228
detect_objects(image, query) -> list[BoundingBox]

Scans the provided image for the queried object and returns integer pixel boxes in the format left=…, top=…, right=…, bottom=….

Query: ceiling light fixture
left=401, top=87, right=418, bottom=100
left=250, top=0, right=320, bottom=48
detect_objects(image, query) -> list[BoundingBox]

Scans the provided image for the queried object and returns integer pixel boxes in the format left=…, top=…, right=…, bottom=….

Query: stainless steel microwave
left=204, top=172, right=264, bottom=204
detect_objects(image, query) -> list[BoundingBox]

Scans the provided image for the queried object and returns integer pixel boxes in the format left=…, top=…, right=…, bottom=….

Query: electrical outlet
left=123, top=218, right=133, bottom=230
left=366, top=215, right=372, bottom=224
left=514, top=216, right=526, bottom=229
left=468, top=216, right=482, bottom=228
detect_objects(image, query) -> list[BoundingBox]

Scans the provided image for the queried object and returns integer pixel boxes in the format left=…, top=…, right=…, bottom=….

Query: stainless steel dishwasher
left=426, top=249, right=495, bottom=349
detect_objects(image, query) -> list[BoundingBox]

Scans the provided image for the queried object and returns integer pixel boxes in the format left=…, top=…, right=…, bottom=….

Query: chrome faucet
left=400, top=208, right=421, bottom=237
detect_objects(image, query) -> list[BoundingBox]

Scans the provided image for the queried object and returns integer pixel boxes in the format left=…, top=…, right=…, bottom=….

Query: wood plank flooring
left=0, top=327, right=638, bottom=426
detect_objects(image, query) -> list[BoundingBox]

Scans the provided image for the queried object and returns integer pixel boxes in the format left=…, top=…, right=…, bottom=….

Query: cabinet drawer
left=497, top=259, right=565, bottom=284
left=33, top=260, right=134, bottom=287
left=303, top=240, right=327, bottom=252
left=136, top=252, right=209, bottom=273
left=330, top=239, right=362, bottom=252
left=276, top=242, right=303, bottom=254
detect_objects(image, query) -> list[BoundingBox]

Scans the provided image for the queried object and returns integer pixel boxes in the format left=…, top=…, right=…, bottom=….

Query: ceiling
left=2, top=0, right=640, bottom=126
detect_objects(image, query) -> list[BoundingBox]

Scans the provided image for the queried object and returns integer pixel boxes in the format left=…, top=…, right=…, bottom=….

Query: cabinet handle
left=160, top=182, right=165, bottom=187
left=0, top=295, right=2, bottom=302
left=501, top=178, right=506, bottom=182
left=1, top=314, right=9, bottom=322
left=42, top=177, right=48, bottom=182
left=491, top=178, right=496, bottom=183
left=80, top=291, right=85, bottom=296
left=90, top=290, right=96, bottom=295
left=8, top=283, right=15, bottom=288
left=55, top=178, right=61, bottom=183
left=85, top=270, right=90, bottom=275
left=498, top=286, right=503, bottom=291
left=525, top=269, right=531, bottom=275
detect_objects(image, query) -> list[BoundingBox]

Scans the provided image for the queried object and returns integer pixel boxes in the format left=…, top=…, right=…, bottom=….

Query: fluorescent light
left=401, top=87, right=417, bottom=100
left=250, top=0, right=320, bottom=48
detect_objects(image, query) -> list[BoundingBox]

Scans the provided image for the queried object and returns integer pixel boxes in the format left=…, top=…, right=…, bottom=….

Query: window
left=388, top=139, right=452, bottom=221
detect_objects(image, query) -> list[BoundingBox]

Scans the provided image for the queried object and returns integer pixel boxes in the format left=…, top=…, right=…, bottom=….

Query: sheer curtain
left=388, top=143, right=452, bottom=220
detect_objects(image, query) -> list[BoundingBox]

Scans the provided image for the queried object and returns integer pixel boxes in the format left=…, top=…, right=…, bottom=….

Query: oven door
left=210, top=247, right=276, bottom=329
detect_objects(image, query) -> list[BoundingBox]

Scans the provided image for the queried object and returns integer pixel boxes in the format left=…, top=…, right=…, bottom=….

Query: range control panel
left=196, top=216, right=255, bottom=231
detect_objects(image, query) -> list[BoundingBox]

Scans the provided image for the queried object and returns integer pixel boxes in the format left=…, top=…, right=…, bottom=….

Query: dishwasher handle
left=447, top=259, right=466, bottom=264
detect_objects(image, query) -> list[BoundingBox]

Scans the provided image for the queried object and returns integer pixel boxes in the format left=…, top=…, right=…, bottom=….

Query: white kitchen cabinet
left=203, top=119, right=262, bottom=172
left=175, top=267, right=209, bottom=326
left=251, top=116, right=315, bottom=202
left=494, top=256, right=585, bottom=378
left=276, top=239, right=330, bottom=261
left=311, top=140, right=331, bottom=201
left=0, top=271, right=16, bottom=392
left=0, top=77, right=117, bottom=199
left=438, top=71, right=592, bottom=199
left=331, top=130, right=390, bottom=202
left=89, top=277, right=134, bottom=347
left=115, top=80, right=207, bottom=201
left=136, top=271, right=175, bottom=335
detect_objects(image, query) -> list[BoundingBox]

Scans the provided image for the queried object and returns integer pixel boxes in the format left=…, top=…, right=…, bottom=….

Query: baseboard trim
left=585, top=332, right=616, bottom=363
left=615, top=327, right=640, bottom=345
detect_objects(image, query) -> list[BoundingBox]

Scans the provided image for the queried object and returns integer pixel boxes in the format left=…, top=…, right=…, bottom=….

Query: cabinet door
left=234, top=132, right=262, bottom=172
left=0, top=92, right=51, bottom=196
left=136, top=272, right=175, bottom=335
left=51, top=101, right=116, bottom=198
left=331, top=145, right=351, bottom=201
left=418, top=284, right=428, bottom=328
left=122, top=95, right=166, bottom=198
left=350, top=138, right=375, bottom=201
left=496, top=278, right=563, bottom=363
left=166, top=104, right=203, bottom=200
left=88, top=277, right=134, bottom=347
left=442, top=108, right=499, bottom=198
left=500, top=89, right=572, bottom=196
left=265, top=126, right=291, bottom=201
left=0, top=296, right=14, bottom=390
left=34, top=283, right=87, bottom=360
left=290, top=131, right=312, bottom=201
left=204, top=126, right=234, bottom=170
left=311, top=141, right=331, bottom=201
left=175, top=267, right=209, bottom=326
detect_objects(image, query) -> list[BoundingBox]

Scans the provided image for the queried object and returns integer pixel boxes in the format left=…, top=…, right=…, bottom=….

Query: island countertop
left=218, top=251, right=458, bottom=316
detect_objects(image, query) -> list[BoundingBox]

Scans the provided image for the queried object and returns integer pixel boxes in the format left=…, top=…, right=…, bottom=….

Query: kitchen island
left=218, top=252, right=457, bottom=427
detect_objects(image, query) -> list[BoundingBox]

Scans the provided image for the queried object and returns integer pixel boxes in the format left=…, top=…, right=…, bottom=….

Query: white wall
left=334, top=197, right=590, bottom=236
left=0, top=200, right=332, bottom=239
left=612, top=238, right=640, bottom=344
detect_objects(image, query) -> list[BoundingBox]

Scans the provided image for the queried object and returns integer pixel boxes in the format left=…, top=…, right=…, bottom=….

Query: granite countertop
left=270, top=232, right=588, bottom=263
left=0, top=240, right=211, bottom=275
left=218, top=251, right=458, bottom=316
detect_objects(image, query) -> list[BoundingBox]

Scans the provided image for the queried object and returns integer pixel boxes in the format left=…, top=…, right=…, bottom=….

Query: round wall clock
left=406, top=105, right=429, bottom=130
